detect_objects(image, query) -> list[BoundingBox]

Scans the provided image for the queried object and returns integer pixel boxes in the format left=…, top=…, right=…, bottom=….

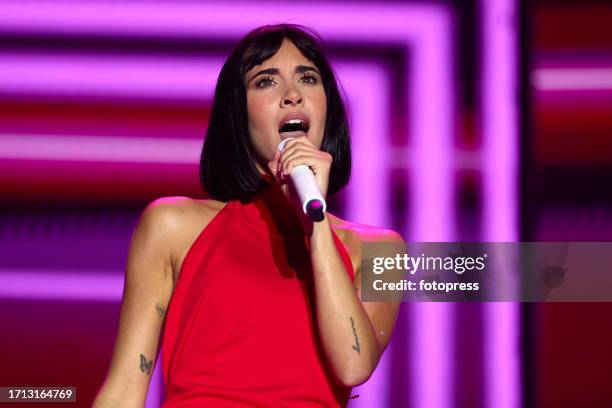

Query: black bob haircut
left=200, top=23, right=351, bottom=202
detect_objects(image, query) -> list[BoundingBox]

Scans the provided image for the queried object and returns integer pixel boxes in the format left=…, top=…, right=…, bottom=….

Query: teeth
left=284, top=119, right=304, bottom=125
left=280, top=118, right=308, bottom=133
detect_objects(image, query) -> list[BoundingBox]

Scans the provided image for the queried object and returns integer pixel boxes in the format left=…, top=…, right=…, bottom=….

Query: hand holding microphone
left=276, top=137, right=329, bottom=222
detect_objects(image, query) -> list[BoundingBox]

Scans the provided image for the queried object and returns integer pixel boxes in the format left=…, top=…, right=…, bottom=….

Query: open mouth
left=279, top=119, right=310, bottom=137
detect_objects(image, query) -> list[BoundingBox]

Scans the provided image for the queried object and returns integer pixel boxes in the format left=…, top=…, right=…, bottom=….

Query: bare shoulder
left=328, top=213, right=404, bottom=245
left=142, top=196, right=226, bottom=229
left=142, top=196, right=227, bottom=282
left=327, top=213, right=405, bottom=275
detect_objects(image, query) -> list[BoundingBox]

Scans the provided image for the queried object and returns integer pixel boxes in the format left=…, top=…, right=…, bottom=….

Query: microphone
left=277, top=138, right=327, bottom=222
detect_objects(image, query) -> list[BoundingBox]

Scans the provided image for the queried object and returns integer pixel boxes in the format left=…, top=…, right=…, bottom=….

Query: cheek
left=247, top=96, right=266, bottom=130
left=246, top=94, right=277, bottom=158
left=312, top=92, right=327, bottom=141
left=311, top=90, right=326, bottom=118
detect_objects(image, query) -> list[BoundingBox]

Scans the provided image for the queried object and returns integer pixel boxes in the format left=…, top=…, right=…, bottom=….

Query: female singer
left=94, top=23, right=403, bottom=407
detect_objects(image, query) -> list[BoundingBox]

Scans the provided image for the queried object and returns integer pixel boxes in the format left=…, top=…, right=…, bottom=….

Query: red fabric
left=161, top=185, right=355, bottom=407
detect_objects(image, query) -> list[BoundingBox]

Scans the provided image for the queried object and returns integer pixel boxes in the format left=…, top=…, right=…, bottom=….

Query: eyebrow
left=248, top=65, right=320, bottom=84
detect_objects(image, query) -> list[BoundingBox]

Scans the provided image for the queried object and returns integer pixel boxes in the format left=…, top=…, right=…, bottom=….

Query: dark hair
left=200, top=23, right=351, bottom=202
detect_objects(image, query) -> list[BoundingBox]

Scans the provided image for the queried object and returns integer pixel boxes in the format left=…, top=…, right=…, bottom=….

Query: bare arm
left=273, top=135, right=403, bottom=387
left=93, top=198, right=182, bottom=407
left=309, top=217, right=404, bottom=387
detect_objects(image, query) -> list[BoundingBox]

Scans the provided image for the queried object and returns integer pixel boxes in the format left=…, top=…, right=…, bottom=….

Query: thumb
left=267, top=149, right=281, bottom=177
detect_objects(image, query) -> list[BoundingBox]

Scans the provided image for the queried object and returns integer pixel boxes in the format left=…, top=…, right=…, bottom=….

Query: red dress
left=161, top=184, right=355, bottom=407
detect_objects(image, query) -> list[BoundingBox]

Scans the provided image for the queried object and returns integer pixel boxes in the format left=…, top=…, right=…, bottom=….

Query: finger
left=281, top=147, right=312, bottom=170
left=267, top=149, right=282, bottom=176
left=291, top=136, right=316, bottom=148
left=284, top=153, right=324, bottom=175
left=280, top=136, right=316, bottom=154
left=281, top=149, right=322, bottom=176
left=279, top=143, right=317, bottom=165
left=286, top=151, right=333, bottom=175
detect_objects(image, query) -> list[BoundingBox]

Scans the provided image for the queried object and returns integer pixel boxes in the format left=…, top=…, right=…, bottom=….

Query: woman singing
left=94, top=23, right=403, bottom=407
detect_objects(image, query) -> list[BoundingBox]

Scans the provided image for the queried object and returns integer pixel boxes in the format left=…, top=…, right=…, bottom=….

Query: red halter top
left=161, top=183, right=355, bottom=407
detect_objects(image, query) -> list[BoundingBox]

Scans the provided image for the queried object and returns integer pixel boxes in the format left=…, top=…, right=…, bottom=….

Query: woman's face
left=245, top=39, right=327, bottom=173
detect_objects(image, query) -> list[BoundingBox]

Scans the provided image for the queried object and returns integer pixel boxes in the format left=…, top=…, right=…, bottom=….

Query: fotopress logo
left=372, top=253, right=488, bottom=275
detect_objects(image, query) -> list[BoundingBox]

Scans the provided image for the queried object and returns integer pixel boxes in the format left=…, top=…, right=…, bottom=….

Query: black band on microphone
left=306, top=200, right=325, bottom=222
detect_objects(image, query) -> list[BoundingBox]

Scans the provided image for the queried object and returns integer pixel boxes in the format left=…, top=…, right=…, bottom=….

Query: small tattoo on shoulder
left=155, top=303, right=166, bottom=318
left=350, top=317, right=361, bottom=354
left=140, top=353, right=153, bottom=375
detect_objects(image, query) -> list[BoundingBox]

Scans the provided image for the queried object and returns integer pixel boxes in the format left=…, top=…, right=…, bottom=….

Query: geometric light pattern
left=0, top=1, right=522, bottom=407
left=481, top=1, right=520, bottom=408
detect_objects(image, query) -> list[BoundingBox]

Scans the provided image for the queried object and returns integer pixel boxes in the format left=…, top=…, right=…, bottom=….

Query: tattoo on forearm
left=155, top=303, right=166, bottom=318
left=350, top=317, right=361, bottom=354
left=139, top=353, right=153, bottom=375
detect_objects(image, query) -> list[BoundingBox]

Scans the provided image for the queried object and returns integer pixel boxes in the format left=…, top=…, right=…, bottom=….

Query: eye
left=300, top=73, right=319, bottom=85
left=255, top=76, right=275, bottom=88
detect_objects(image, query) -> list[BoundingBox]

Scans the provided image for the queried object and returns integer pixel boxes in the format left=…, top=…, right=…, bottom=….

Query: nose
left=281, top=85, right=303, bottom=106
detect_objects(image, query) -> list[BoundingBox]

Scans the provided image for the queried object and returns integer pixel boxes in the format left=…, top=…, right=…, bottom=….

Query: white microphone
left=277, top=138, right=327, bottom=222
